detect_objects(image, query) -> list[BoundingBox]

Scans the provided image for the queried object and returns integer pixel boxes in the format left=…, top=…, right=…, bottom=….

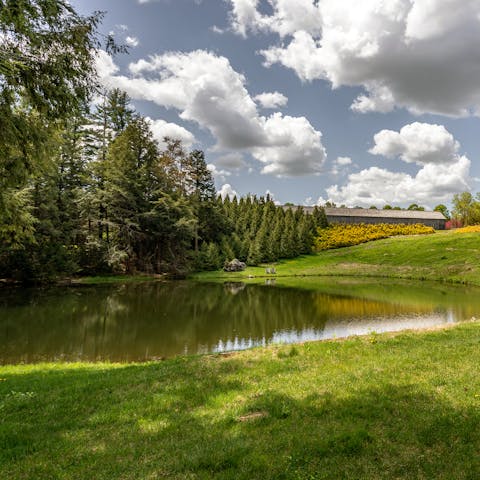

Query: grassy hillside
left=2, top=322, right=480, bottom=479
left=193, top=231, right=480, bottom=286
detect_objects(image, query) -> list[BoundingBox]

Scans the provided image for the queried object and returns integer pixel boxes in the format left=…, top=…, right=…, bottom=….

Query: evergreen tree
left=183, top=149, right=229, bottom=250
left=102, top=117, right=159, bottom=272
left=105, top=89, right=135, bottom=133
left=297, top=215, right=314, bottom=255
left=0, top=1, right=118, bottom=193
left=270, top=208, right=285, bottom=260
left=281, top=209, right=297, bottom=258
left=312, top=206, right=328, bottom=229
left=247, top=235, right=263, bottom=265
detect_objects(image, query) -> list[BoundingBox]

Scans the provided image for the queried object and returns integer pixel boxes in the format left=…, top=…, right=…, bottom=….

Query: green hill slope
left=194, top=231, right=480, bottom=285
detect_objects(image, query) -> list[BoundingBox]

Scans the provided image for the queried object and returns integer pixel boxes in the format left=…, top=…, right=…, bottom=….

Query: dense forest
left=0, top=1, right=328, bottom=282
left=0, top=87, right=328, bottom=282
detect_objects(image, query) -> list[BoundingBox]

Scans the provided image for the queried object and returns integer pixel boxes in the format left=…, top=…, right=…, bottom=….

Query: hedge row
left=454, top=225, right=480, bottom=233
left=314, top=223, right=435, bottom=251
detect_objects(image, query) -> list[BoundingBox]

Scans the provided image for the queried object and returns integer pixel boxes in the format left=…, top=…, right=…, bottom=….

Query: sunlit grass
left=2, top=322, right=480, bottom=478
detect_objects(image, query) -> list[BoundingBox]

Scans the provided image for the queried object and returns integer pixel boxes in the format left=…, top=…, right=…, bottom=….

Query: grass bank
left=2, top=322, right=480, bottom=479
left=64, top=274, right=163, bottom=285
left=193, top=230, right=480, bottom=285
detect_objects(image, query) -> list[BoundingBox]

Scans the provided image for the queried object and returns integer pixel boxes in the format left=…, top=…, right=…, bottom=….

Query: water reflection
left=0, top=279, right=479, bottom=364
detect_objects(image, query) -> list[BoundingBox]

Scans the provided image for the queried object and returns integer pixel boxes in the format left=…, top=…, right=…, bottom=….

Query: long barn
left=291, top=207, right=447, bottom=230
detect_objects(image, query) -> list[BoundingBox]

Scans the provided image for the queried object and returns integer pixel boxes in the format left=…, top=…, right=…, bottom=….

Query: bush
left=454, top=225, right=480, bottom=233
left=195, top=242, right=223, bottom=271
left=314, top=223, right=435, bottom=251
left=446, top=219, right=463, bottom=229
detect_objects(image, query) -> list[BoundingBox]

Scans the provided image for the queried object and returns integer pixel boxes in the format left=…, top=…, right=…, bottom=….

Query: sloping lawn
left=2, top=322, right=480, bottom=479
left=193, top=231, right=480, bottom=285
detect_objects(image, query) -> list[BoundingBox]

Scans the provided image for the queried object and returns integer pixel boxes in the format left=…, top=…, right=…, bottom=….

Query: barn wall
left=326, top=215, right=446, bottom=230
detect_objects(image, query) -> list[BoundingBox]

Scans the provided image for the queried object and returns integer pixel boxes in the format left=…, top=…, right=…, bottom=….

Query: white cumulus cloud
left=207, top=163, right=231, bottom=182
left=325, top=123, right=471, bottom=207
left=96, top=49, right=327, bottom=177
left=218, top=183, right=238, bottom=200
left=95, top=50, right=119, bottom=79
left=252, top=113, right=326, bottom=176
left=304, top=196, right=329, bottom=207
left=327, top=159, right=471, bottom=208
left=370, top=122, right=460, bottom=165
left=228, top=0, right=322, bottom=37
left=125, top=36, right=139, bottom=47
left=330, top=156, right=353, bottom=175
left=230, top=0, right=480, bottom=116
left=254, top=91, right=288, bottom=109
left=336, top=156, right=352, bottom=166
left=146, top=117, right=195, bottom=149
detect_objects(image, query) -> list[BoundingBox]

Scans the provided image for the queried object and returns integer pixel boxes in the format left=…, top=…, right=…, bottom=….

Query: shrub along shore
left=193, top=230, right=480, bottom=286
left=1, top=321, right=480, bottom=479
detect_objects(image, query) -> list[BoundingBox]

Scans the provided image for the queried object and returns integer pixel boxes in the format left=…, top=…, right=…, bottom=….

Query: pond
left=1, top=277, right=479, bottom=364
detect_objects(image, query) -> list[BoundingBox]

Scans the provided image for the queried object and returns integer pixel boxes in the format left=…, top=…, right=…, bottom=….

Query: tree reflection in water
left=0, top=279, right=479, bottom=363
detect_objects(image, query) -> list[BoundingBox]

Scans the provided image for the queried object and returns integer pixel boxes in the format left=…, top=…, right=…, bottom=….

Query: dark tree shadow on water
left=1, top=359, right=480, bottom=479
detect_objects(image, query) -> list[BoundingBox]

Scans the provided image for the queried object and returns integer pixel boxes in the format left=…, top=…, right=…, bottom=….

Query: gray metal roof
left=285, top=206, right=446, bottom=220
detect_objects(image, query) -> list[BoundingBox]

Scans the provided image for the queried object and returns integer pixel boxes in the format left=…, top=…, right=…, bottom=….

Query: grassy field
left=193, top=230, right=480, bottom=286
left=2, top=322, right=480, bottom=479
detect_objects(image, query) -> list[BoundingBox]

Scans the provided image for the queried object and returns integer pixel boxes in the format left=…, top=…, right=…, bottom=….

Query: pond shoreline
left=2, top=320, right=480, bottom=478
left=2, top=277, right=479, bottom=364
left=193, top=230, right=480, bottom=287
left=2, top=231, right=479, bottom=288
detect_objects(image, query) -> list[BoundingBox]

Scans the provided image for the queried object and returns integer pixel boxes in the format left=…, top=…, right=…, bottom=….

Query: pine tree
left=297, top=215, right=314, bottom=254
left=247, top=235, right=263, bottom=265
left=270, top=208, right=284, bottom=261
left=281, top=209, right=297, bottom=258
left=312, top=206, right=328, bottom=229
left=102, top=117, right=159, bottom=272
left=183, top=149, right=229, bottom=251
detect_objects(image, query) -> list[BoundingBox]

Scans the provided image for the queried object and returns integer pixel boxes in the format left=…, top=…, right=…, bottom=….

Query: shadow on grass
left=1, top=358, right=480, bottom=479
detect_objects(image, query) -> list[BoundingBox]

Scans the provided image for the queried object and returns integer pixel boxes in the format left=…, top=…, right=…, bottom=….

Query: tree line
left=0, top=84, right=327, bottom=281
left=199, top=197, right=328, bottom=270
left=0, top=1, right=330, bottom=282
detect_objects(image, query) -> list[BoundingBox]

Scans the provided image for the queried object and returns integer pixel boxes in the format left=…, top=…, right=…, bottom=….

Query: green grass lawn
left=193, top=230, right=480, bottom=286
left=2, top=322, right=480, bottom=479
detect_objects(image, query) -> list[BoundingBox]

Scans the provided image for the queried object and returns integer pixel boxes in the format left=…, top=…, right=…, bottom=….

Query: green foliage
left=0, top=0, right=111, bottom=190
left=0, top=187, right=35, bottom=250
left=434, top=204, right=450, bottom=220
left=407, top=203, right=425, bottom=211
left=0, top=2, right=134, bottom=281
left=198, top=242, right=223, bottom=271
left=452, top=191, right=480, bottom=226
left=215, top=201, right=328, bottom=267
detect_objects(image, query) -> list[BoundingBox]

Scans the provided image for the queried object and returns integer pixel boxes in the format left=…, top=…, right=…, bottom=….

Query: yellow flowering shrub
left=454, top=225, right=480, bottom=233
left=314, top=223, right=435, bottom=251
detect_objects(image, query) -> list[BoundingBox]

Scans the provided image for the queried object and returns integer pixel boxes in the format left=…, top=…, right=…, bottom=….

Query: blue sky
left=73, top=0, right=480, bottom=208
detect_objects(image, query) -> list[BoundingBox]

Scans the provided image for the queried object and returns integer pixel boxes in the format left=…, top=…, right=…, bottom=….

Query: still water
left=1, top=278, right=479, bottom=364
